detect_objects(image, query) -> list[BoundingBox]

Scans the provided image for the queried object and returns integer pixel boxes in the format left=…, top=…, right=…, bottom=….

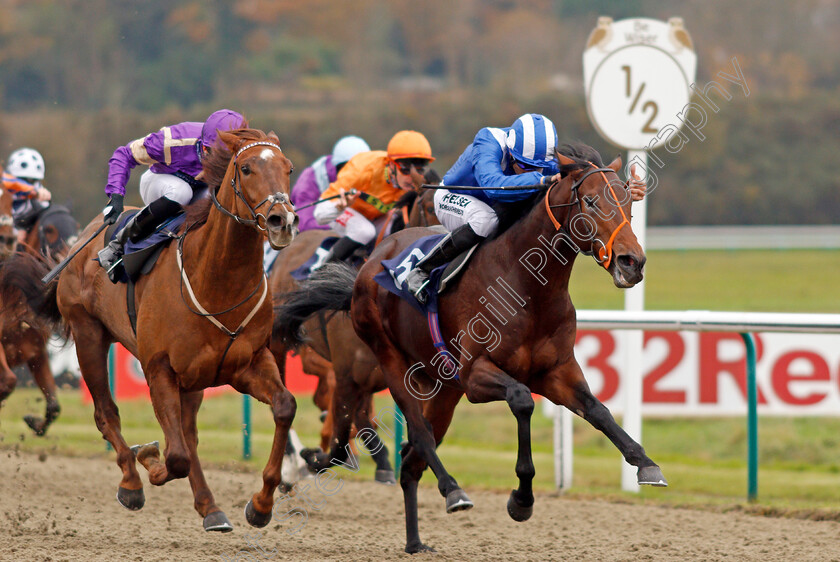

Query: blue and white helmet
left=505, top=114, right=557, bottom=168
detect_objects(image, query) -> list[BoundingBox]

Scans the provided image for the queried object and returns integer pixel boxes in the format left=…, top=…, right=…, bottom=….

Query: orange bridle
left=544, top=163, right=630, bottom=269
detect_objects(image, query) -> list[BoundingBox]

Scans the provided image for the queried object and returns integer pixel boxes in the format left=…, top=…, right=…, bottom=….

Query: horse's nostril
left=266, top=215, right=285, bottom=229
left=617, top=254, right=645, bottom=271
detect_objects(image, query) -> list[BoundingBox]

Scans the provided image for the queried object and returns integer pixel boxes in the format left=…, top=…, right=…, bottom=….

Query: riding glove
left=103, top=194, right=124, bottom=225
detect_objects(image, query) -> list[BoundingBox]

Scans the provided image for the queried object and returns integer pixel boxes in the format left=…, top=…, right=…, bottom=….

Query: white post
left=621, top=149, right=647, bottom=492
left=554, top=404, right=574, bottom=490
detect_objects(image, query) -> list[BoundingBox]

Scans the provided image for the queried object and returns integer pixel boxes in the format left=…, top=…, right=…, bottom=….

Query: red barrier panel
left=81, top=344, right=317, bottom=402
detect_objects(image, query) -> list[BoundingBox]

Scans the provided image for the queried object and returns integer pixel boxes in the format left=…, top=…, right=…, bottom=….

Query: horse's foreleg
left=230, top=347, right=296, bottom=528
left=180, top=390, right=233, bottom=532
left=300, top=364, right=358, bottom=472
left=536, top=361, right=667, bottom=487
left=24, top=344, right=60, bottom=436
left=72, top=319, right=144, bottom=509
left=464, top=356, right=535, bottom=521
left=398, top=385, right=465, bottom=554
left=140, top=355, right=190, bottom=485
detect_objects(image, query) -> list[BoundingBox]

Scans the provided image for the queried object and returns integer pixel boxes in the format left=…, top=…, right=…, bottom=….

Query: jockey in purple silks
left=97, top=109, right=247, bottom=282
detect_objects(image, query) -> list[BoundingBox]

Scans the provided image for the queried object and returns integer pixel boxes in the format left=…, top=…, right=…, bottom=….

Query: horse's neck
left=183, top=208, right=264, bottom=289
left=480, top=198, right=578, bottom=299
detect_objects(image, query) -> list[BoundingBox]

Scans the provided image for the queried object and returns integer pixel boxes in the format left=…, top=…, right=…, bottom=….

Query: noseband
left=544, top=163, right=631, bottom=269
left=210, top=141, right=292, bottom=231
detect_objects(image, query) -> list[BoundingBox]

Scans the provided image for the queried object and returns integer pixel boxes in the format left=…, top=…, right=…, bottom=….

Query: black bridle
left=209, top=141, right=292, bottom=231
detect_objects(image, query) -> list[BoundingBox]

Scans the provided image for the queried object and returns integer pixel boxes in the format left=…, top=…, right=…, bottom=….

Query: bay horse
left=0, top=189, right=64, bottom=436
left=276, top=144, right=666, bottom=553
left=270, top=176, right=440, bottom=484
left=0, top=128, right=299, bottom=532
left=17, top=203, right=80, bottom=262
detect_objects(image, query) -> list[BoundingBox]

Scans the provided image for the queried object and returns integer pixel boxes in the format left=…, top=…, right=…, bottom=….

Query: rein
left=178, top=140, right=289, bottom=374
left=544, top=163, right=630, bottom=270
left=210, top=141, right=293, bottom=231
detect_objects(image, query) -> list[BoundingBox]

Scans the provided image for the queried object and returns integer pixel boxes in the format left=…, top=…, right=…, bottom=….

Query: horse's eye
left=241, top=164, right=251, bottom=175
left=289, top=166, right=294, bottom=176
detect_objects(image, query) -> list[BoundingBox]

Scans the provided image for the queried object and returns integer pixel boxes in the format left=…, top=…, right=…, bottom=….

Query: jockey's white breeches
left=433, top=189, right=499, bottom=238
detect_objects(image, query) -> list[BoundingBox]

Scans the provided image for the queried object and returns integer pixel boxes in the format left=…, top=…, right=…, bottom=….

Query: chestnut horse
left=0, top=189, right=65, bottom=435
left=0, top=128, right=299, bottom=532
left=276, top=144, right=666, bottom=553
left=270, top=179, right=440, bottom=484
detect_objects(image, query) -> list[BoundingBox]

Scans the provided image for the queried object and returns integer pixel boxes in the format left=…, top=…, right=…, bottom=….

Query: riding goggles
left=394, top=158, right=430, bottom=175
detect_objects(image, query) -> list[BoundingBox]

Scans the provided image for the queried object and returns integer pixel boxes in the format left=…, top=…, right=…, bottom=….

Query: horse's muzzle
left=266, top=210, right=299, bottom=249
left=612, top=253, right=645, bottom=288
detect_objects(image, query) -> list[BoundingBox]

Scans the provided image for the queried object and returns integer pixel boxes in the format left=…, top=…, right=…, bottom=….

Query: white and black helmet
left=7, top=147, right=45, bottom=181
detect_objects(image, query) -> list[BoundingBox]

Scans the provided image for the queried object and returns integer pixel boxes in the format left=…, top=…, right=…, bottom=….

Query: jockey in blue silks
left=405, top=113, right=646, bottom=303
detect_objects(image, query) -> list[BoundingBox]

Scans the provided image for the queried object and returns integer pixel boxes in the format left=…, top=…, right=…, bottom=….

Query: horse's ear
left=267, top=131, right=280, bottom=143
left=607, top=155, right=622, bottom=172
left=555, top=149, right=576, bottom=168
left=217, top=129, right=239, bottom=152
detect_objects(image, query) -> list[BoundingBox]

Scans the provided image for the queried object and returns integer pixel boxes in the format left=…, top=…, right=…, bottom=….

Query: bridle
left=179, top=139, right=294, bottom=375
left=544, top=163, right=631, bottom=270
left=209, top=141, right=293, bottom=231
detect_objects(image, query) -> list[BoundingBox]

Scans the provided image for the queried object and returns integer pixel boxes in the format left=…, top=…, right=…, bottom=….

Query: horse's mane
left=181, top=127, right=269, bottom=229
left=556, top=142, right=606, bottom=174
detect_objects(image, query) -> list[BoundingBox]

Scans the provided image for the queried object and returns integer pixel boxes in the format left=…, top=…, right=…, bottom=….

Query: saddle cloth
left=373, top=234, right=479, bottom=314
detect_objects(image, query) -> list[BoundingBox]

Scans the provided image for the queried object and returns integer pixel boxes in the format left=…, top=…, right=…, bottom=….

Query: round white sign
left=587, top=45, right=690, bottom=150
left=582, top=17, right=697, bottom=151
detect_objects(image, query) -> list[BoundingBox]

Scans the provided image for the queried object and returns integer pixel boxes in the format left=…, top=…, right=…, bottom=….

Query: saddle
left=103, top=211, right=185, bottom=283
left=103, top=211, right=185, bottom=335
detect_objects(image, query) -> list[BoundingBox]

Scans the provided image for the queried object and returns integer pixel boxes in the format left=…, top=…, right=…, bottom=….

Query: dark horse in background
left=0, top=191, right=79, bottom=435
left=269, top=169, right=440, bottom=485
left=277, top=144, right=666, bottom=553
left=0, top=128, right=299, bottom=532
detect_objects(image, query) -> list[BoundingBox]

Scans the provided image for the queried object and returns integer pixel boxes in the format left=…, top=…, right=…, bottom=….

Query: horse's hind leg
left=464, top=357, right=536, bottom=522
left=230, top=347, right=296, bottom=528
left=180, top=390, right=233, bottom=532
left=537, top=361, right=667, bottom=487
left=23, top=343, right=60, bottom=436
left=71, top=318, right=144, bottom=509
left=135, top=354, right=191, bottom=485
left=352, top=390, right=394, bottom=484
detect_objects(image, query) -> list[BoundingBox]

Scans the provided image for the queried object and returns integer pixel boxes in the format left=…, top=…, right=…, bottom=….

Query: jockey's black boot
left=405, top=224, right=484, bottom=303
left=321, top=236, right=365, bottom=266
left=98, top=197, right=182, bottom=283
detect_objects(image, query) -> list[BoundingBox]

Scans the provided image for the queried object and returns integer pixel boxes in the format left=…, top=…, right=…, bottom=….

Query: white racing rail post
left=555, top=310, right=840, bottom=501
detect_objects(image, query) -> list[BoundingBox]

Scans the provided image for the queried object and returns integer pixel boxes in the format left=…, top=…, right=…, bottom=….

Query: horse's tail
left=274, top=262, right=357, bottom=347
left=0, top=252, right=64, bottom=334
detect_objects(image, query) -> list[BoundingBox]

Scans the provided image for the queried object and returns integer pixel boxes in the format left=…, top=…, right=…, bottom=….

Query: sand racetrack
left=1, top=448, right=838, bottom=561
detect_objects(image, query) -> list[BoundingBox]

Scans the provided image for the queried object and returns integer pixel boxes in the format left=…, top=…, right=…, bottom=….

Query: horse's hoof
left=375, top=469, right=396, bottom=485
left=203, top=511, right=234, bottom=532
left=405, top=541, right=436, bottom=554
left=445, top=488, right=474, bottom=513
left=299, top=447, right=327, bottom=471
left=23, top=415, right=47, bottom=436
left=244, top=499, right=272, bottom=528
left=638, top=465, right=668, bottom=487
left=116, top=487, right=145, bottom=511
left=130, top=440, right=160, bottom=457
left=506, top=490, right=534, bottom=522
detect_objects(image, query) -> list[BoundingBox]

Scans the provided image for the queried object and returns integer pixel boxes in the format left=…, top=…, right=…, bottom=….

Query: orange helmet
left=386, top=130, right=435, bottom=162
